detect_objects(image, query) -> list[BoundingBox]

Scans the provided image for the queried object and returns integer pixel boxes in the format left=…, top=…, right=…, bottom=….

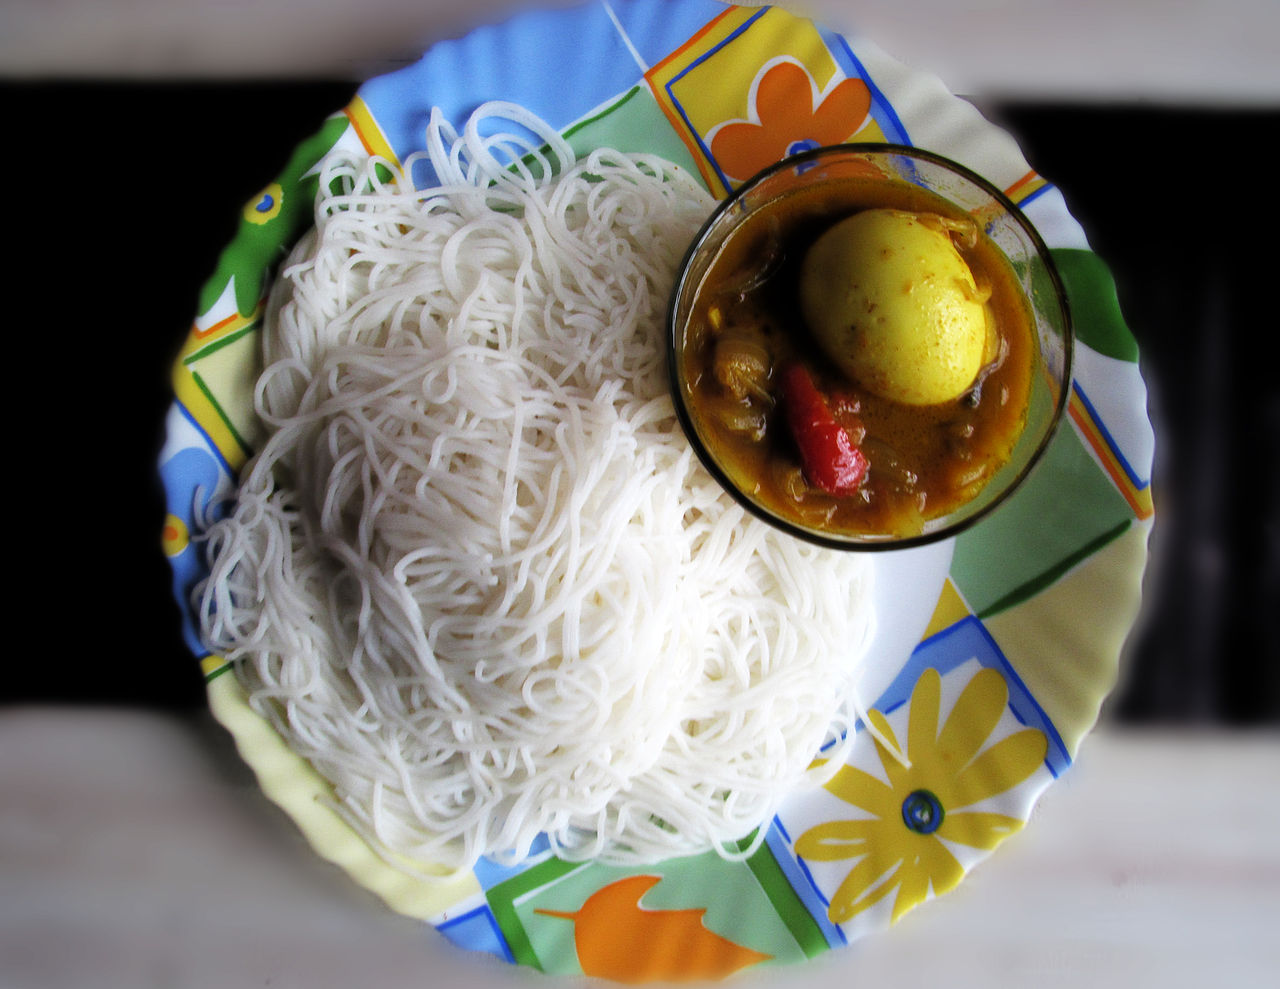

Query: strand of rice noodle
left=197, top=101, right=875, bottom=879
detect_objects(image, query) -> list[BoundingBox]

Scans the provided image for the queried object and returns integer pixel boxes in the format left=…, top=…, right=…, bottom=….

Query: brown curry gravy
left=681, top=176, right=1035, bottom=538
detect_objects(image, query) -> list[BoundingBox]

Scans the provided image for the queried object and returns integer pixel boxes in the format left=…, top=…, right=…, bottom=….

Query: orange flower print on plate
left=710, top=59, right=872, bottom=182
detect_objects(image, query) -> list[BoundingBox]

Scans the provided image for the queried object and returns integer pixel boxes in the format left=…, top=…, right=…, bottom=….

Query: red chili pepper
left=780, top=363, right=869, bottom=496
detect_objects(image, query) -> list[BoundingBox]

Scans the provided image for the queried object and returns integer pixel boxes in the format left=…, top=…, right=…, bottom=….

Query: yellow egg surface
left=800, top=208, right=992, bottom=405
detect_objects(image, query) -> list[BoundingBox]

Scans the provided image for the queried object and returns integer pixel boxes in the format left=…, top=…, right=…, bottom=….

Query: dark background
left=7, top=82, right=1277, bottom=723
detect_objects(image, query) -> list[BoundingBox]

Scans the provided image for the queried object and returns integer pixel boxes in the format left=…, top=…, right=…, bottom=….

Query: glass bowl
left=667, top=143, right=1073, bottom=551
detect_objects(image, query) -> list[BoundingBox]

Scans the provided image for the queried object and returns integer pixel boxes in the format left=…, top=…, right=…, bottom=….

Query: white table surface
left=3, top=0, right=1279, bottom=104
left=3, top=707, right=1277, bottom=989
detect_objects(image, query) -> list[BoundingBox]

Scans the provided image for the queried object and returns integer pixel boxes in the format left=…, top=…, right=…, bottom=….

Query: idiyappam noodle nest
left=197, top=102, right=875, bottom=877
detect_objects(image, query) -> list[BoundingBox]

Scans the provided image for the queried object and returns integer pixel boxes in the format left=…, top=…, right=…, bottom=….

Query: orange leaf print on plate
left=536, top=874, right=771, bottom=983
left=710, top=60, right=872, bottom=182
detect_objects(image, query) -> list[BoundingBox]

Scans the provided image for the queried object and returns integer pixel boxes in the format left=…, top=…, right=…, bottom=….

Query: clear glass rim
left=666, top=142, right=1075, bottom=552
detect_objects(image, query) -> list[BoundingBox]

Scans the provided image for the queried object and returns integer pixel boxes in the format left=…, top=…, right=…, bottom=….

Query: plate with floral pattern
left=158, top=0, right=1153, bottom=980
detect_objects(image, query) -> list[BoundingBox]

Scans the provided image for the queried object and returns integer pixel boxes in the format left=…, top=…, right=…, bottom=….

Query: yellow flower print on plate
left=243, top=182, right=284, bottom=225
left=796, top=667, right=1048, bottom=924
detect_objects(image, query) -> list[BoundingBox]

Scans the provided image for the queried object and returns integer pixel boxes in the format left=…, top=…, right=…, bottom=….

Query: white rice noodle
left=197, top=101, right=875, bottom=878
